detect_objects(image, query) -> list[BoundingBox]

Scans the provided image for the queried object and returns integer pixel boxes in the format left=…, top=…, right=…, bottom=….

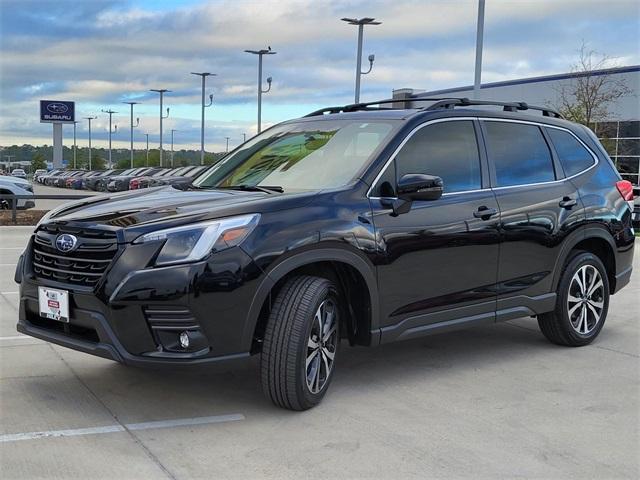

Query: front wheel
left=538, top=251, right=610, bottom=346
left=261, top=276, right=340, bottom=410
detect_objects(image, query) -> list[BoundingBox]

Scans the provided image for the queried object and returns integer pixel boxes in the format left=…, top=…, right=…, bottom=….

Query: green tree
left=91, top=156, right=107, bottom=170
left=31, top=152, right=47, bottom=171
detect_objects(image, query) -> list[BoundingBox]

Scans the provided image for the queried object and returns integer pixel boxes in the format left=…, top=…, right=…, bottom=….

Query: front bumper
left=16, top=238, right=264, bottom=365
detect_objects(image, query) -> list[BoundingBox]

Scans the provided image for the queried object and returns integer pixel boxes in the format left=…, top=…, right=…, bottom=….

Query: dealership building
left=393, top=65, right=640, bottom=185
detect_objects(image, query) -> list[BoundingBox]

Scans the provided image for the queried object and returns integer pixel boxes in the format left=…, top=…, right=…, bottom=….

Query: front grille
left=31, top=224, right=118, bottom=287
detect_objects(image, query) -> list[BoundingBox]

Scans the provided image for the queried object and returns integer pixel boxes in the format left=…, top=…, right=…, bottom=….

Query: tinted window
left=395, top=121, right=481, bottom=193
left=484, top=122, right=555, bottom=187
left=547, top=128, right=595, bottom=177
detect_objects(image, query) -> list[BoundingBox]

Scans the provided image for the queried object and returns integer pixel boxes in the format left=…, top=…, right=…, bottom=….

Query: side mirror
left=397, top=173, right=443, bottom=201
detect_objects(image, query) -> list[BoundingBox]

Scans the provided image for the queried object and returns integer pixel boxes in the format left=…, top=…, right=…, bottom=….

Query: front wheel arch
left=243, top=246, right=380, bottom=353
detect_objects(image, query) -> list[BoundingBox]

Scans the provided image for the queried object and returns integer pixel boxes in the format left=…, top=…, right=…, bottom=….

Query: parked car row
left=35, top=166, right=209, bottom=192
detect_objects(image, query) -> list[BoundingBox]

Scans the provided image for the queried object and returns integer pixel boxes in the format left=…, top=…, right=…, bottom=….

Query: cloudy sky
left=1, top=0, right=639, bottom=151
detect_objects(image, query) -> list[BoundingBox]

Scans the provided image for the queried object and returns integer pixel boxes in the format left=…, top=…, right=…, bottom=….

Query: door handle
left=559, top=197, right=577, bottom=209
left=473, top=206, right=498, bottom=219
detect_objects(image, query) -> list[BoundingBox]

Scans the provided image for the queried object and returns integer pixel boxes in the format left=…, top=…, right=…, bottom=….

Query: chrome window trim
left=366, top=116, right=600, bottom=199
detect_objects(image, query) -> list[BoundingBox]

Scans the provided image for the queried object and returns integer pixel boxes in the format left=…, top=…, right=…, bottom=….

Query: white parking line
left=0, top=263, right=17, bottom=266
left=0, top=336, right=28, bottom=341
left=0, top=291, right=19, bottom=295
left=0, top=414, right=245, bottom=443
left=0, top=247, right=26, bottom=250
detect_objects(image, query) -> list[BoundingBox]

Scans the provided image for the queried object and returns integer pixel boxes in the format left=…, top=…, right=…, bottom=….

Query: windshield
left=193, top=119, right=398, bottom=192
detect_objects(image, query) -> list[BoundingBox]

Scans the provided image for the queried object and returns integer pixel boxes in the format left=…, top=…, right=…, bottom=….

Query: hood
left=0, top=176, right=30, bottom=186
left=44, top=185, right=317, bottom=234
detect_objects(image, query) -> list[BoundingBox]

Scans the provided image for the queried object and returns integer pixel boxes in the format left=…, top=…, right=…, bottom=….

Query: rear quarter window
left=547, top=128, right=595, bottom=177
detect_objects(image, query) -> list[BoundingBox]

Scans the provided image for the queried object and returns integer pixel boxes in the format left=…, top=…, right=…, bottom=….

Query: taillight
left=615, top=180, right=634, bottom=201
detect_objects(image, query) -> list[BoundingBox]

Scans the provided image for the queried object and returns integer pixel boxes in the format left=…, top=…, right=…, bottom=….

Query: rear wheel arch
left=244, top=247, right=379, bottom=353
left=552, top=226, right=617, bottom=294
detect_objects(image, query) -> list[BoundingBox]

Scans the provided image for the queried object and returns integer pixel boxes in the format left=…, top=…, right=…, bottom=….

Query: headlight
left=133, top=214, right=260, bottom=266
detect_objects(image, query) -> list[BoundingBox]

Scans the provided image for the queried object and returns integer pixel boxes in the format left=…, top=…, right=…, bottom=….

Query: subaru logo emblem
left=55, top=234, right=78, bottom=252
left=47, top=103, right=68, bottom=114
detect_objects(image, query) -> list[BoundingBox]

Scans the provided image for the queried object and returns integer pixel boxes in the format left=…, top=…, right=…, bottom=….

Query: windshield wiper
left=218, top=185, right=284, bottom=194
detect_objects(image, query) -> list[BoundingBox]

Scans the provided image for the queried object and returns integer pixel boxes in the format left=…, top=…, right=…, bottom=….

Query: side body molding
left=241, top=246, right=381, bottom=351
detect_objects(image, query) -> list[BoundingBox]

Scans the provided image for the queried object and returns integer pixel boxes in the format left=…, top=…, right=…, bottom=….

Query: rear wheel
left=538, top=251, right=609, bottom=346
left=261, top=276, right=340, bottom=410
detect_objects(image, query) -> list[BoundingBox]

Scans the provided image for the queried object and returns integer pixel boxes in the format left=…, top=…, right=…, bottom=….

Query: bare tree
left=553, top=43, right=632, bottom=126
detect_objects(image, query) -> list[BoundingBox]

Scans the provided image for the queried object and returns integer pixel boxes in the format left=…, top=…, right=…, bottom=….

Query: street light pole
left=341, top=17, right=381, bottom=103
left=191, top=72, right=215, bottom=165
left=123, top=102, right=140, bottom=168
left=225, top=136, right=230, bottom=153
left=242, top=133, right=246, bottom=143
left=144, top=133, right=149, bottom=167
left=150, top=89, right=170, bottom=167
left=72, top=121, right=78, bottom=169
left=84, top=116, right=97, bottom=170
left=101, top=109, right=118, bottom=168
left=170, top=129, right=177, bottom=167
left=474, top=0, right=486, bottom=98
left=244, top=48, right=276, bottom=133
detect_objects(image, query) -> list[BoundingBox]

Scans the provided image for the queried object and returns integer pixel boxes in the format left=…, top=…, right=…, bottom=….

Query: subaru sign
left=40, top=100, right=75, bottom=123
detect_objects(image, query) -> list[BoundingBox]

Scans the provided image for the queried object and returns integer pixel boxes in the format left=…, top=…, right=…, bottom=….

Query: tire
left=261, top=275, right=341, bottom=411
left=538, top=251, right=610, bottom=346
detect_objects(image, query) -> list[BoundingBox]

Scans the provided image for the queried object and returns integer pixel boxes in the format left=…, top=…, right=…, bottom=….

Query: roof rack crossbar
left=304, top=97, right=462, bottom=117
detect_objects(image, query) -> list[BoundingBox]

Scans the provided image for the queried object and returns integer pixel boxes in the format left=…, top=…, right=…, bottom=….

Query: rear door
left=481, top=119, right=584, bottom=319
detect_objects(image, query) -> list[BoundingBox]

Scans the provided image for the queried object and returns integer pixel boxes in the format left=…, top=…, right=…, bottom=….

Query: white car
left=33, top=169, right=48, bottom=181
left=0, top=176, right=35, bottom=210
left=11, top=168, right=27, bottom=179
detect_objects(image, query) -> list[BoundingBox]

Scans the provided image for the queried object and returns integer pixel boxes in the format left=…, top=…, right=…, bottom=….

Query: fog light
left=179, top=331, right=190, bottom=349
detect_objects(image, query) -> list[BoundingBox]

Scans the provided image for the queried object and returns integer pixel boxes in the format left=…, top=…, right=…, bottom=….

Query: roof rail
left=423, top=97, right=563, bottom=118
left=304, top=97, right=459, bottom=117
left=305, top=96, right=564, bottom=119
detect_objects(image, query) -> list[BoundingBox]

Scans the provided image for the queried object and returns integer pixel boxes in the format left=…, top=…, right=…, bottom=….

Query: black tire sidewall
left=557, top=252, right=610, bottom=344
left=295, top=283, right=340, bottom=408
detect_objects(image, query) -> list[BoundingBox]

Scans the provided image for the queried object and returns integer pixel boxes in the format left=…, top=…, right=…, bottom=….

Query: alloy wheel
left=305, top=298, right=338, bottom=394
left=567, top=264, right=605, bottom=335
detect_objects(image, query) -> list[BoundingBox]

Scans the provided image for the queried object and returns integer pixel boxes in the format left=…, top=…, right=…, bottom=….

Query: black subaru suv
left=15, top=98, right=635, bottom=410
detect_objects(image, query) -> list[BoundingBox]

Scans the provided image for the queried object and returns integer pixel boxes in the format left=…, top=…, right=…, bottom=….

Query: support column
left=53, top=123, right=63, bottom=168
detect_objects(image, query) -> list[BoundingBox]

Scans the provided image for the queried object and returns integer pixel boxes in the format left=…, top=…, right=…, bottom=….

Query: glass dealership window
left=595, top=120, right=640, bottom=185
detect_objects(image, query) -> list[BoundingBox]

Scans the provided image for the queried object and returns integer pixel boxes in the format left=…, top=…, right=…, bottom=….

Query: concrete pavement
left=0, top=226, right=638, bottom=479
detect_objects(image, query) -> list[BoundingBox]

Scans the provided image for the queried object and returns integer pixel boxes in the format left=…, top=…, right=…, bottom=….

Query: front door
left=369, top=119, right=501, bottom=343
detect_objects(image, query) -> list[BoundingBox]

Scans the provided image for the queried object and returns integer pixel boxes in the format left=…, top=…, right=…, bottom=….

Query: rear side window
left=394, top=120, right=482, bottom=193
left=547, top=128, right=595, bottom=177
left=484, top=121, right=555, bottom=187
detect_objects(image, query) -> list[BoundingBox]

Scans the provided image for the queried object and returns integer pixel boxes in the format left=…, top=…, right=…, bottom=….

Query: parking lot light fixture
left=101, top=109, right=118, bottom=168
left=150, top=89, right=171, bottom=166
left=341, top=17, right=381, bottom=103
left=84, top=116, right=97, bottom=170
left=170, top=129, right=178, bottom=167
left=144, top=133, right=150, bottom=167
left=244, top=48, right=276, bottom=134
left=123, top=102, right=140, bottom=168
left=72, top=121, right=78, bottom=169
left=191, top=72, right=216, bottom=165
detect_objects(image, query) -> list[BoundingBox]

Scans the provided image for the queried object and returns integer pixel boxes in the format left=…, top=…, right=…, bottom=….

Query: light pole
left=242, top=133, right=246, bottom=143
left=72, top=121, right=78, bottom=169
left=341, top=17, right=381, bottom=103
left=170, top=129, right=177, bottom=167
left=123, top=102, right=140, bottom=168
left=244, top=48, right=276, bottom=134
left=225, top=136, right=230, bottom=152
left=84, top=116, right=97, bottom=170
left=474, top=0, right=485, bottom=98
left=150, top=89, right=170, bottom=166
left=191, top=72, right=215, bottom=165
left=101, top=109, right=118, bottom=168
left=144, top=133, right=150, bottom=166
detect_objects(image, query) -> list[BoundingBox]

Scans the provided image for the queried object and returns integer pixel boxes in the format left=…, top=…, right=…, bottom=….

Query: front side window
left=393, top=120, right=482, bottom=194
left=547, top=128, right=595, bottom=177
left=194, top=120, right=397, bottom=192
left=484, top=121, right=556, bottom=187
